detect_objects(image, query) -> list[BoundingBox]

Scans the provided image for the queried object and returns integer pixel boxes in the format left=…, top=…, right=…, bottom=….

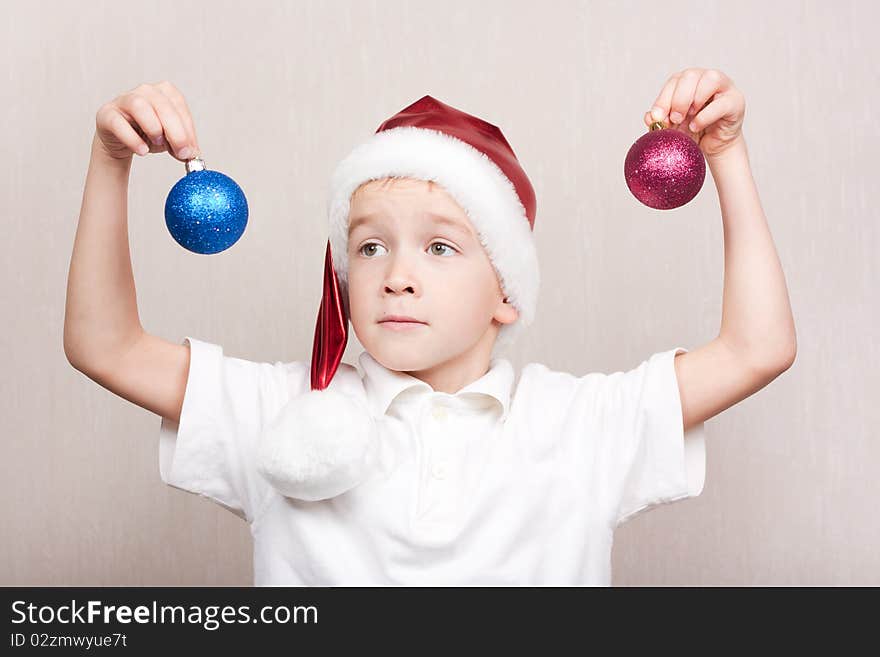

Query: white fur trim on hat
left=326, top=125, right=540, bottom=354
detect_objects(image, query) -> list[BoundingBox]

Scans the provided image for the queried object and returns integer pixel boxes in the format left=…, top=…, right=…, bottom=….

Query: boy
left=67, top=77, right=796, bottom=585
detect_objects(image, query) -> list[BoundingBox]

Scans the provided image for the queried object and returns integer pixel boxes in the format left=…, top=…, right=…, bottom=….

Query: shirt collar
left=357, top=350, right=514, bottom=420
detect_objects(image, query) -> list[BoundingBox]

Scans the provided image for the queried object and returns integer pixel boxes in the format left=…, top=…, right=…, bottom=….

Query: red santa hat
left=257, top=95, right=539, bottom=502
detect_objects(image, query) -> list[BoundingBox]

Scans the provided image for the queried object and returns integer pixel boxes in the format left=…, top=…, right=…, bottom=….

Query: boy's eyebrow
left=349, top=212, right=475, bottom=238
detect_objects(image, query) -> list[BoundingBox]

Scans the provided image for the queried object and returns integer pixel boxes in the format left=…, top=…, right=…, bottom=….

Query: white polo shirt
left=159, top=337, right=706, bottom=586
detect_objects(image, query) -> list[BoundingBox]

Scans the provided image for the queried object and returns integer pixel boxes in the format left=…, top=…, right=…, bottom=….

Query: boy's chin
left=367, top=341, right=437, bottom=373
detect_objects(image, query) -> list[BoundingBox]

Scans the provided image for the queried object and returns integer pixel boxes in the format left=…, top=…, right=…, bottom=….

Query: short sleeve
left=158, top=336, right=307, bottom=524
left=596, top=347, right=707, bottom=527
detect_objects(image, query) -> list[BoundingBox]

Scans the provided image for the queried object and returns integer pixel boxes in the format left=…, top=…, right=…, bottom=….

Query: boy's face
left=346, top=177, right=518, bottom=374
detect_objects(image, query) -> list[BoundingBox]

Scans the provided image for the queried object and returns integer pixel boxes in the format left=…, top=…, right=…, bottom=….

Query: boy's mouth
left=378, top=315, right=427, bottom=324
left=378, top=315, right=428, bottom=331
left=379, top=320, right=427, bottom=332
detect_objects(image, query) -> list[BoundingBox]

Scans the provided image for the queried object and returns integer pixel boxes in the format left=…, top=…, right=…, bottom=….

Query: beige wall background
left=2, top=0, right=875, bottom=586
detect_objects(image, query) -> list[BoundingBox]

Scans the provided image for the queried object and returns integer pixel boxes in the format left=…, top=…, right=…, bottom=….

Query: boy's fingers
left=109, top=108, right=150, bottom=155
left=650, top=74, right=679, bottom=123
left=156, top=82, right=200, bottom=157
left=669, top=69, right=702, bottom=124
left=138, top=86, right=191, bottom=159
left=648, top=69, right=733, bottom=131
left=120, top=92, right=164, bottom=145
left=691, top=70, right=727, bottom=121
left=688, top=92, right=730, bottom=132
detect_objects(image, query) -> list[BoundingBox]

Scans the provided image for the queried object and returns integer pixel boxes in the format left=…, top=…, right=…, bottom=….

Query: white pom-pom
left=256, top=387, right=378, bottom=501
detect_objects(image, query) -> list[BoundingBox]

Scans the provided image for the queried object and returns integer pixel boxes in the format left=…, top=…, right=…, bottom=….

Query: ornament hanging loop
left=649, top=120, right=666, bottom=131
left=185, top=156, right=206, bottom=173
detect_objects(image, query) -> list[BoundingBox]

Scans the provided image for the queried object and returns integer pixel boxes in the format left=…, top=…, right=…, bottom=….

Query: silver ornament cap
left=185, top=156, right=206, bottom=173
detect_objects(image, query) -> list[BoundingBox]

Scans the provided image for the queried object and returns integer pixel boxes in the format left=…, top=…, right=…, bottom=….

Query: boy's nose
left=383, top=272, right=417, bottom=294
left=384, top=282, right=416, bottom=294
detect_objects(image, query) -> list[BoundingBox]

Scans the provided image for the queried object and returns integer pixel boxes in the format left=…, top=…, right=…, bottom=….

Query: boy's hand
left=642, top=67, right=746, bottom=160
left=95, top=81, right=201, bottom=162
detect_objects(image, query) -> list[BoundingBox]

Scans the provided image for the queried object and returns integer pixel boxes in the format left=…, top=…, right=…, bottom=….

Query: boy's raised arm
left=644, top=68, right=796, bottom=431
left=64, top=82, right=201, bottom=424
left=64, top=134, right=145, bottom=369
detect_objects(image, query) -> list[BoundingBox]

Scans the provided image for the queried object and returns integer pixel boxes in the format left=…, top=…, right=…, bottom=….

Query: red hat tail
left=310, top=239, right=348, bottom=390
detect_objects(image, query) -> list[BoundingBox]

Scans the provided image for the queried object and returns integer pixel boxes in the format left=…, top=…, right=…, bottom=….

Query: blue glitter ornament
left=164, top=156, right=248, bottom=254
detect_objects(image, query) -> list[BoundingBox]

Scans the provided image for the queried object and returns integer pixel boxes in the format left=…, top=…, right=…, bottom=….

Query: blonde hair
left=351, top=176, right=437, bottom=198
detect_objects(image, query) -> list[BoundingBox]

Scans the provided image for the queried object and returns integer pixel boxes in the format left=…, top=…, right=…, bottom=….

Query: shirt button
left=431, top=406, right=447, bottom=421
left=431, top=462, right=448, bottom=479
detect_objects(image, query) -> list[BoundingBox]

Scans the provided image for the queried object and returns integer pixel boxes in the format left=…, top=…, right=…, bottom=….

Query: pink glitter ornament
left=624, top=121, right=706, bottom=209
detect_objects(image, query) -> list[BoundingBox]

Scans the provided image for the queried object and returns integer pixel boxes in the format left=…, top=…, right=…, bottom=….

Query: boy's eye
left=428, top=242, right=456, bottom=257
left=358, top=242, right=457, bottom=257
left=359, top=242, right=386, bottom=257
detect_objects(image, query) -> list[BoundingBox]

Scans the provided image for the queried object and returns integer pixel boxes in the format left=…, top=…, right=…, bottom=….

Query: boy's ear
left=495, top=296, right=518, bottom=325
